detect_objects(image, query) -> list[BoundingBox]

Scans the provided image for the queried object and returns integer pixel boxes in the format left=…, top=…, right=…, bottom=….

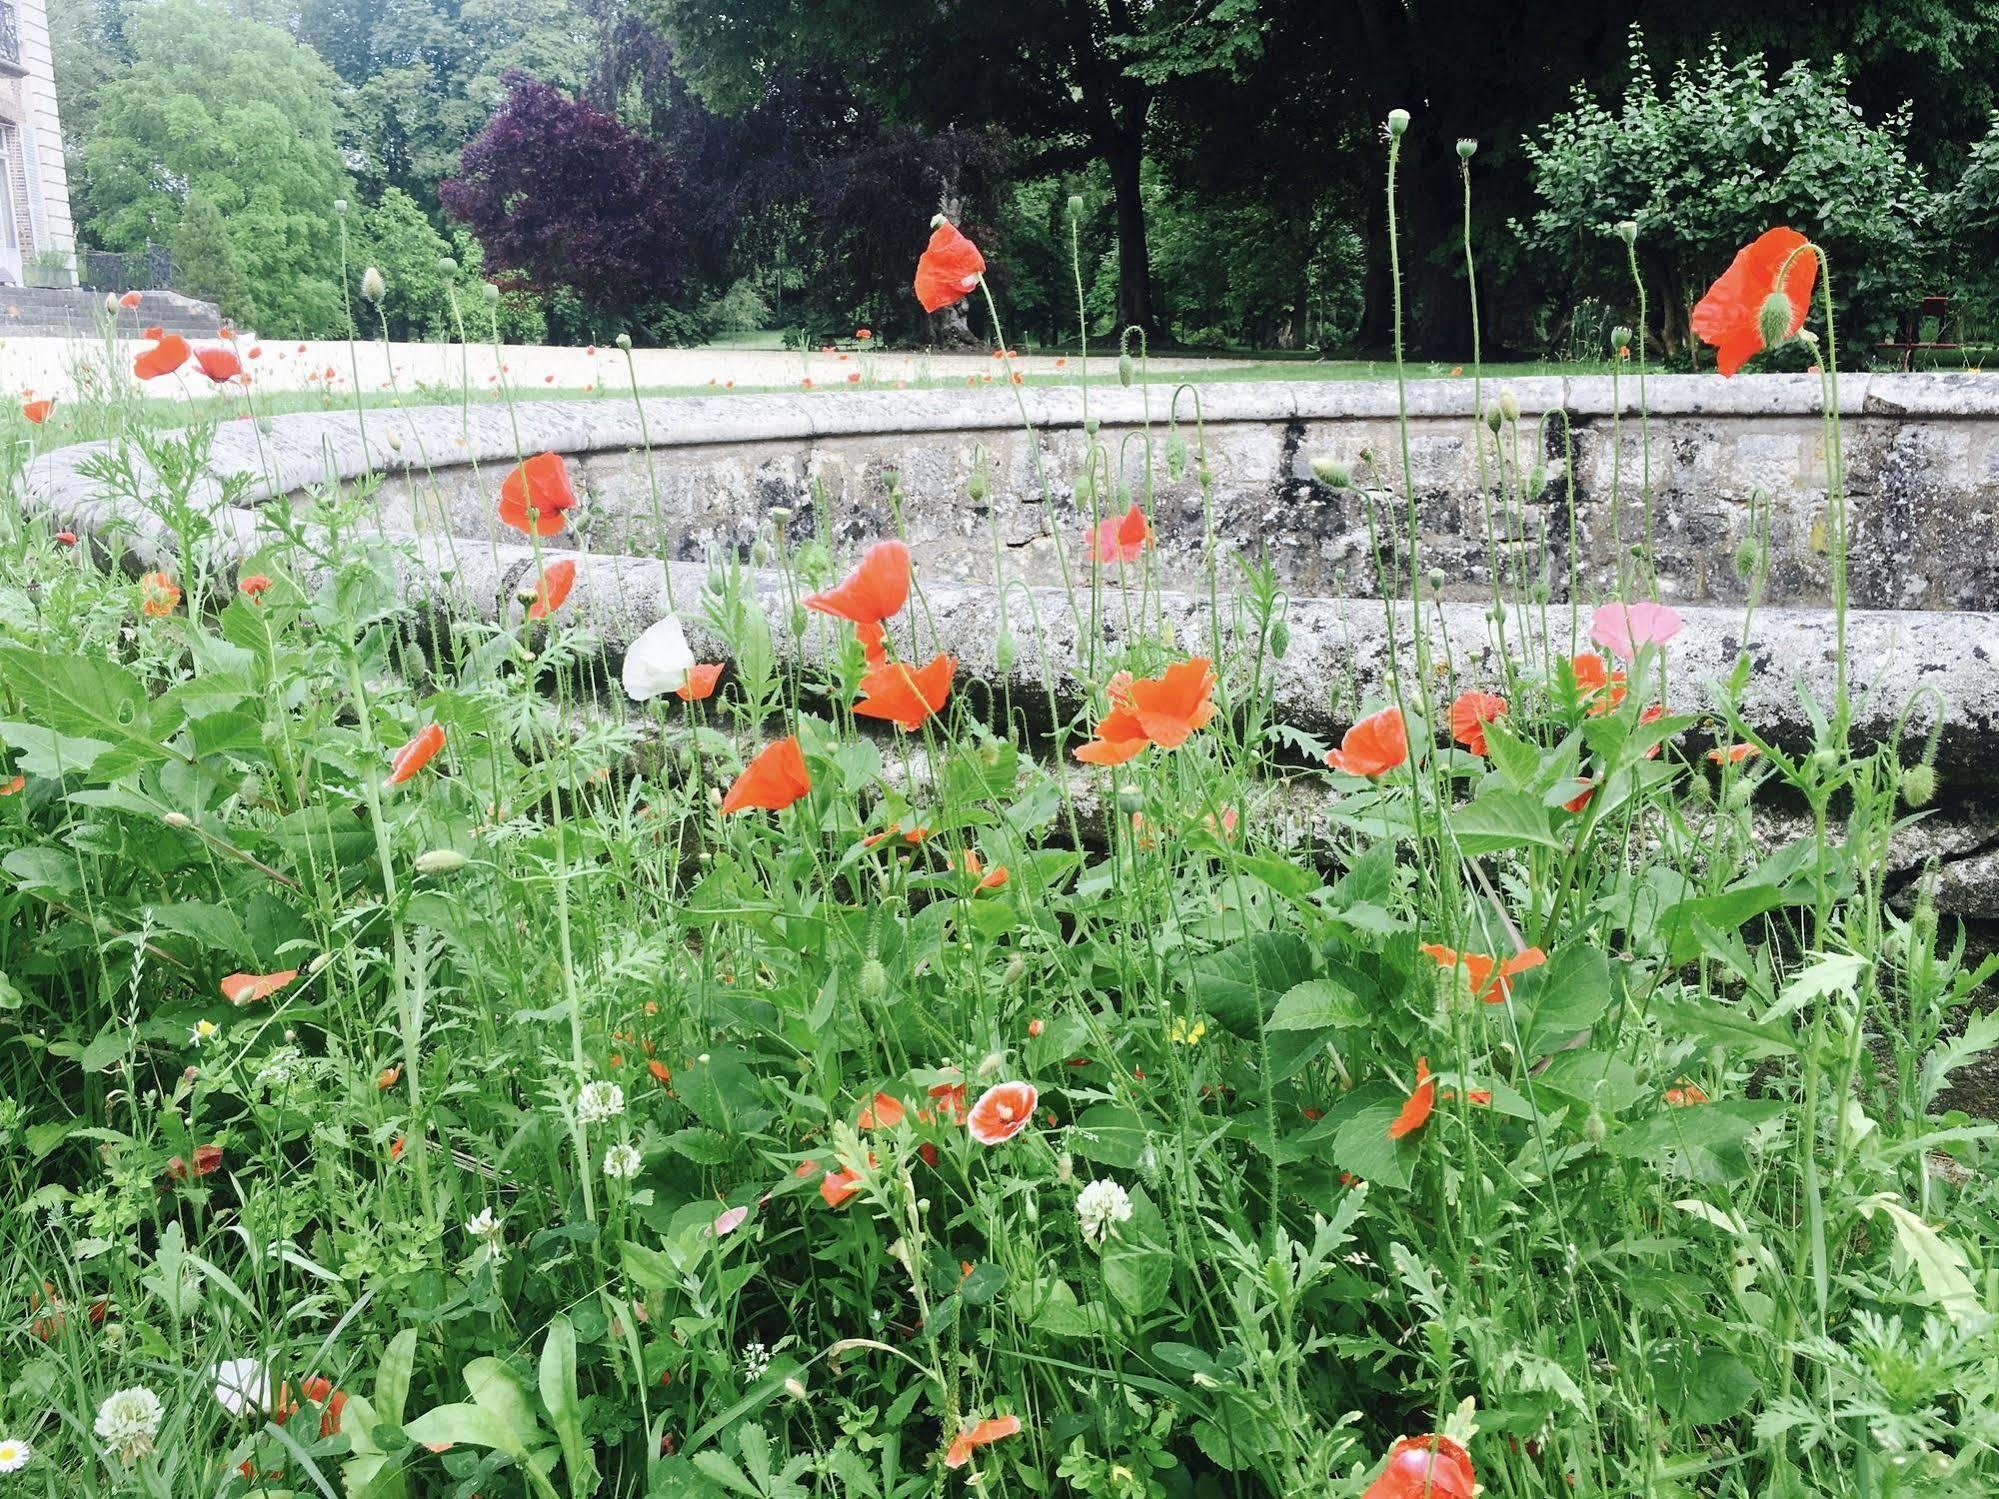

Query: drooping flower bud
left=1310, top=454, right=1350, bottom=488
left=1268, top=616, right=1291, bottom=658
left=1165, top=430, right=1188, bottom=479
left=858, top=958, right=890, bottom=1000
left=415, top=849, right=468, bottom=876
left=1386, top=108, right=1410, bottom=138
left=1117, top=353, right=1134, bottom=387
left=1901, top=763, right=1937, bottom=808
left=1757, top=292, right=1795, bottom=351
left=360, top=266, right=386, bottom=303
left=967, top=467, right=989, bottom=502
left=1497, top=388, right=1520, bottom=423
left=1483, top=402, right=1503, bottom=433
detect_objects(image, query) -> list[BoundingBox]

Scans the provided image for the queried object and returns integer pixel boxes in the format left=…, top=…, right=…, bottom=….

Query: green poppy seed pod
left=1196, top=465, right=1213, bottom=489
left=1610, top=325, right=1632, bottom=353
left=1268, top=616, right=1290, bottom=658
left=480, top=282, right=500, bottom=304
left=1116, top=785, right=1144, bottom=817
left=1386, top=108, right=1410, bottom=138
left=1067, top=193, right=1086, bottom=219
left=1428, top=567, right=1447, bottom=595
left=995, top=629, right=1016, bottom=673
left=1083, top=417, right=1100, bottom=436
left=1615, top=220, right=1637, bottom=247
left=1117, top=353, right=1134, bottom=387
left=437, top=256, right=458, bottom=275
left=967, top=467, right=989, bottom=502
left=415, top=848, right=468, bottom=876
left=1310, top=454, right=1350, bottom=488
left=858, top=958, right=890, bottom=1001
left=361, top=266, right=386, bottom=303
left=333, top=199, right=348, bottom=216
left=1456, top=138, right=1478, bottom=161
left=615, top=332, right=632, bottom=351
left=1497, top=388, right=1520, bottom=424
left=1757, top=292, right=1795, bottom=351
left=1165, top=430, right=1188, bottom=480
left=1901, top=763, right=1937, bottom=808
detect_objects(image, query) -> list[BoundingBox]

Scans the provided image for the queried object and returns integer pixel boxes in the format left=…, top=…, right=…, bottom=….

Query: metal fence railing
left=75, top=244, right=177, bottom=295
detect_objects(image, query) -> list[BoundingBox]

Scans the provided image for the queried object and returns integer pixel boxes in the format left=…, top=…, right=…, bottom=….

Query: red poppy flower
left=857, top=1092, right=906, bottom=1130
left=1389, top=1057, right=1435, bottom=1140
left=133, top=334, right=190, bottom=379
left=22, top=398, right=52, bottom=424
left=525, top=559, right=576, bottom=619
left=1087, top=503, right=1153, bottom=565
left=1570, top=653, right=1627, bottom=715
left=1, top=776, right=23, bottom=795
left=1639, top=702, right=1668, bottom=758
left=721, top=734, right=811, bottom=815
left=967, top=1082, right=1037, bottom=1145
left=299, top=1375, right=348, bottom=1439
left=854, top=620, right=888, bottom=669
left=1707, top=743, right=1761, bottom=766
left=120, top=290, right=144, bottom=309
left=820, top=1159, right=872, bottom=1208
left=1665, top=1080, right=1710, bottom=1107
left=54, top=531, right=76, bottom=547
left=1449, top=692, right=1507, bottom=757
left=854, top=653, right=954, bottom=732
left=856, top=328, right=872, bottom=340
left=221, top=969, right=299, bottom=1006
left=1420, top=943, right=1545, bottom=1003
left=1327, top=706, right=1408, bottom=777
left=928, top=1078, right=969, bottom=1125
left=862, top=821, right=931, bottom=849
left=1562, top=777, right=1596, bottom=815
left=1691, top=227, right=1817, bottom=377
left=805, top=540, right=911, bottom=626
left=376, top=1065, right=401, bottom=1089
left=914, top=221, right=987, bottom=313
left=166, top=1143, right=224, bottom=1181
left=498, top=452, right=579, bottom=537
left=944, top=1414, right=1022, bottom=1470
left=386, top=723, right=445, bottom=786
left=959, top=850, right=1008, bottom=890
left=1075, top=659, right=1215, bottom=764
left=239, top=574, right=273, bottom=599
left=676, top=663, right=724, bottom=701
left=194, top=347, right=242, bottom=384
left=1363, top=1434, right=1476, bottom=1499
left=648, top=1058, right=672, bottom=1085
left=139, top=572, right=180, bottom=616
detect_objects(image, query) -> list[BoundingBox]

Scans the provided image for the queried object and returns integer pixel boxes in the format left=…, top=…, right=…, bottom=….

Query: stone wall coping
left=27, top=373, right=1999, bottom=548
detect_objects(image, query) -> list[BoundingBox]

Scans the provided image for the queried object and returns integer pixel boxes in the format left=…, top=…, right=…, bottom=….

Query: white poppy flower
left=621, top=614, right=695, bottom=701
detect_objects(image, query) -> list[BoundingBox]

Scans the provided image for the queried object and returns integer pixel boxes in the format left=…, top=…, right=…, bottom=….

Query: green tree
left=353, top=186, right=457, bottom=340
left=79, top=0, right=349, bottom=334
left=1520, top=32, right=1939, bottom=357
left=165, top=192, right=254, bottom=322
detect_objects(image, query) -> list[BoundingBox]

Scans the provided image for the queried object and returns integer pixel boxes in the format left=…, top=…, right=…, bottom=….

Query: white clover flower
left=212, top=1358, right=272, bottom=1418
left=602, top=1142, right=642, bottom=1180
left=1076, top=1179, right=1133, bottom=1244
left=190, top=1018, right=221, bottom=1048
left=0, top=1437, right=29, bottom=1472
left=94, top=1386, right=163, bottom=1462
left=576, top=1080, right=625, bottom=1127
left=464, top=1207, right=505, bottom=1261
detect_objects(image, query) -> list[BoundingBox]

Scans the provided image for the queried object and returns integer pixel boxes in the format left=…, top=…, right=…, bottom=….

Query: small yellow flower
left=190, top=1017, right=221, bottom=1047
left=1167, top=1016, right=1206, bottom=1046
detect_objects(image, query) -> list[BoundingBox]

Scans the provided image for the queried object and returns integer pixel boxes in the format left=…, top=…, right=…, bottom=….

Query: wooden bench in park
left=1877, top=294, right=1961, bottom=369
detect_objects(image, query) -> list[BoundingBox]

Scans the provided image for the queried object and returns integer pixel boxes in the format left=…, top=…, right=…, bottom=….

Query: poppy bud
left=1117, top=353, right=1134, bottom=387
left=1083, top=418, right=1100, bottom=437
left=1901, top=763, right=1936, bottom=808
left=931, top=213, right=948, bottom=229
left=415, top=849, right=468, bottom=876
left=1027, top=1018, right=1044, bottom=1038
left=333, top=199, right=348, bottom=216
left=1268, top=617, right=1290, bottom=658
left=1310, top=455, right=1350, bottom=488
left=437, top=256, right=458, bottom=275
left=1116, top=785, right=1144, bottom=817
left=1610, top=325, right=1632, bottom=354
left=1483, top=402, right=1502, bottom=433
left=361, top=267, right=386, bottom=303
left=783, top=1376, right=808, bottom=1402
left=994, top=629, right=1016, bottom=674
left=481, top=282, right=500, bottom=304
left=1497, top=388, right=1520, bottom=423
left=386, top=428, right=403, bottom=453
left=858, top=958, right=890, bottom=1000
left=968, top=467, right=989, bottom=502
left=1529, top=581, right=1551, bottom=605
left=1056, top=1151, right=1073, bottom=1184
left=1456, top=138, right=1477, bottom=161
left=1165, top=430, right=1188, bottom=480
left=1386, top=108, right=1410, bottom=137
left=308, top=952, right=332, bottom=975
left=1582, top=1109, right=1607, bottom=1147
left=163, top=811, right=192, bottom=829
left=1428, top=567, right=1447, bottom=596
left=616, top=332, right=632, bottom=350
left=1615, top=220, right=1637, bottom=247
left=1726, top=778, right=1755, bottom=810
left=1797, top=327, right=1819, bottom=347
left=1757, top=292, right=1795, bottom=352
left=789, top=602, right=808, bottom=637
left=1067, top=194, right=1086, bottom=219
left=1074, top=469, right=1094, bottom=503
left=1733, top=538, right=1761, bottom=581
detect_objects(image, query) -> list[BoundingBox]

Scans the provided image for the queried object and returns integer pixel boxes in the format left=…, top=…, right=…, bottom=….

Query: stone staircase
left=0, top=287, right=233, bottom=341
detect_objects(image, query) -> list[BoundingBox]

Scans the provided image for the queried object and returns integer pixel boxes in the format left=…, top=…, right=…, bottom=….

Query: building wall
left=1, top=0, right=75, bottom=280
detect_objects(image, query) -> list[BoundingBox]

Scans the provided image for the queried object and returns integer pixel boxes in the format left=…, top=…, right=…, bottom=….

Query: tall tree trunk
left=1105, top=136, right=1156, bottom=337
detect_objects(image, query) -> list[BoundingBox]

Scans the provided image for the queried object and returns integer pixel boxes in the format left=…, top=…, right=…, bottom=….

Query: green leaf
left=1068, top=1104, right=1149, bottom=1169
left=1322, top=1082, right=1420, bottom=1191
left=0, top=649, right=181, bottom=769
left=539, top=1314, right=598, bottom=1496
left=1511, top=944, right=1611, bottom=1058
left=1448, top=788, right=1561, bottom=854
left=1655, top=886, right=1793, bottom=967
left=1102, top=1245, right=1173, bottom=1316
left=1859, top=1195, right=1986, bottom=1323
left=1267, top=977, right=1369, bottom=1031
left=1650, top=994, right=1798, bottom=1060
left=375, top=1329, right=417, bottom=1428
left=1187, top=933, right=1315, bottom=1037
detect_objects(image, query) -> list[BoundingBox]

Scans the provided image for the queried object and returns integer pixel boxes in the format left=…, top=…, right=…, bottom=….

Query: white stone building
left=0, top=0, right=75, bottom=286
